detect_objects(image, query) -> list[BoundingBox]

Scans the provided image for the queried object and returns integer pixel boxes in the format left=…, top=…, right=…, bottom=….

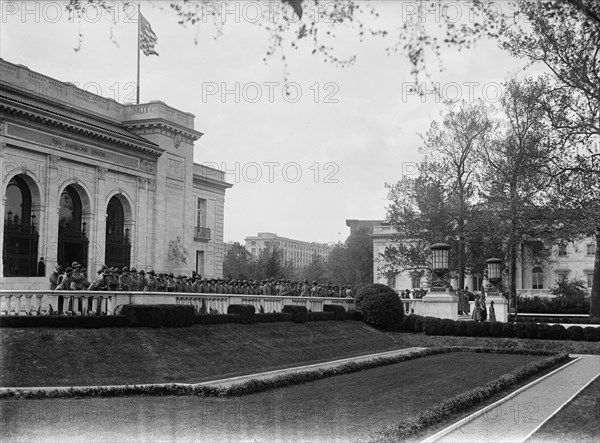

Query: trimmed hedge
left=195, top=314, right=240, bottom=325
left=120, top=305, right=195, bottom=328
left=517, top=316, right=598, bottom=325
left=227, top=304, right=256, bottom=324
left=306, top=312, right=336, bottom=322
left=255, top=313, right=293, bottom=323
left=323, top=304, right=346, bottom=321
left=282, top=305, right=308, bottom=323
left=406, top=314, right=600, bottom=342
left=0, top=315, right=130, bottom=328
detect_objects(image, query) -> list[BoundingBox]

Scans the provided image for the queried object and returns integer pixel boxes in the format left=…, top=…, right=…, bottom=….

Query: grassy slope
left=1, top=321, right=403, bottom=387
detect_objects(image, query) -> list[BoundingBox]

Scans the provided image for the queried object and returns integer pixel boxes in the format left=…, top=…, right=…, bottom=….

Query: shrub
left=489, top=321, right=503, bottom=337
left=536, top=323, right=551, bottom=340
left=423, top=317, right=442, bottom=335
left=501, top=323, right=514, bottom=337
left=566, top=326, right=584, bottom=341
left=583, top=327, right=599, bottom=342
left=227, top=304, right=256, bottom=324
left=161, top=305, right=195, bottom=327
left=441, top=319, right=456, bottom=336
left=466, top=321, right=480, bottom=337
left=455, top=321, right=468, bottom=336
left=415, top=317, right=424, bottom=333
left=346, top=310, right=363, bottom=321
left=282, top=305, right=308, bottom=323
left=120, top=305, right=164, bottom=328
left=548, top=324, right=567, bottom=340
left=514, top=323, right=528, bottom=338
left=479, top=321, right=490, bottom=337
left=323, top=304, right=346, bottom=321
left=195, top=314, right=240, bottom=325
left=403, top=314, right=421, bottom=332
left=254, top=313, right=293, bottom=323
left=356, top=284, right=404, bottom=331
left=306, top=312, right=336, bottom=321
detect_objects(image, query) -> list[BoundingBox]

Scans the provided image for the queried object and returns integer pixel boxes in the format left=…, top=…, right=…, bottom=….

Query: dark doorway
left=57, top=185, right=88, bottom=267
left=105, top=196, right=130, bottom=269
left=3, top=175, right=39, bottom=276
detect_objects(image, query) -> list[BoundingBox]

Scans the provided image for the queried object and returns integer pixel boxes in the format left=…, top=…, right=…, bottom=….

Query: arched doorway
left=105, top=196, right=130, bottom=268
left=57, top=185, right=88, bottom=267
left=3, top=175, right=39, bottom=276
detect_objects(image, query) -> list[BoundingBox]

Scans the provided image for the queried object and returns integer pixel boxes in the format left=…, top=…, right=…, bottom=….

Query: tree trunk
left=591, top=227, right=600, bottom=318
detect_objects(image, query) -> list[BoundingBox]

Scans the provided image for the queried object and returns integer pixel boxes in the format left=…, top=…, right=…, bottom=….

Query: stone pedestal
left=423, top=287, right=459, bottom=320
left=486, top=292, right=509, bottom=323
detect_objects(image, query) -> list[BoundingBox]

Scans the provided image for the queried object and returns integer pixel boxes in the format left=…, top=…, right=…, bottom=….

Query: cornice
left=0, top=91, right=164, bottom=158
left=124, top=119, right=204, bottom=144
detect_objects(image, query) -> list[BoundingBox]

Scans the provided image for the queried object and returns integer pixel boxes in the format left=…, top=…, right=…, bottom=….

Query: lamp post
left=486, top=258, right=503, bottom=291
left=430, top=243, right=451, bottom=288
left=485, top=257, right=511, bottom=323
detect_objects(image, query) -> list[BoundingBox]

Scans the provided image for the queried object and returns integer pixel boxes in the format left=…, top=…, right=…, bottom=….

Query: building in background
left=1, top=58, right=231, bottom=289
left=359, top=219, right=596, bottom=296
left=244, top=232, right=333, bottom=269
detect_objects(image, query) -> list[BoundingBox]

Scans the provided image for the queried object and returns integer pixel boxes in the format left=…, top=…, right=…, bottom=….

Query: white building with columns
left=1, top=58, right=232, bottom=289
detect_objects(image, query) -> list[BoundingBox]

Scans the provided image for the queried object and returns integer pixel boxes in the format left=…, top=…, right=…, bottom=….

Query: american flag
left=139, top=12, right=159, bottom=56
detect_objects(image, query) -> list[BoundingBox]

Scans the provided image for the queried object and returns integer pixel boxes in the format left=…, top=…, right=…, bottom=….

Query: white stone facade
left=370, top=220, right=595, bottom=295
left=1, top=59, right=231, bottom=289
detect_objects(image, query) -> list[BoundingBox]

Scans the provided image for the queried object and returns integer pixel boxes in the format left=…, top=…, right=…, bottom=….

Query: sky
left=0, top=0, right=534, bottom=244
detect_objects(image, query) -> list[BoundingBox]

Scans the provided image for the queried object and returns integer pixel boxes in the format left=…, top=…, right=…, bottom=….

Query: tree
left=419, top=99, right=493, bottom=289
left=477, top=78, right=561, bottom=308
left=325, top=227, right=373, bottom=288
left=301, top=252, right=327, bottom=283
left=223, top=242, right=253, bottom=280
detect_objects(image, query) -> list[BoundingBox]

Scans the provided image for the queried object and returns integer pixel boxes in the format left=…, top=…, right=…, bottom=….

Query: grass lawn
left=1, top=351, right=549, bottom=442
left=1, top=322, right=404, bottom=387
left=527, top=375, right=600, bottom=442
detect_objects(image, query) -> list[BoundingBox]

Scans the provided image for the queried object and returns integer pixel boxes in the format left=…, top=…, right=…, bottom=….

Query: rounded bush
left=466, top=321, right=480, bottom=337
left=441, top=319, right=456, bottom=336
left=525, top=322, right=539, bottom=339
left=549, top=324, right=567, bottom=340
left=455, top=321, right=468, bottom=336
left=501, top=323, right=514, bottom=337
left=583, top=327, right=599, bottom=342
left=423, top=317, right=442, bottom=335
left=403, top=314, right=419, bottom=332
left=415, top=317, right=424, bottom=333
left=479, top=321, right=490, bottom=337
left=489, top=321, right=503, bottom=337
left=536, top=323, right=551, bottom=340
left=567, top=326, right=584, bottom=341
left=356, top=284, right=404, bottom=331
left=282, top=305, right=308, bottom=323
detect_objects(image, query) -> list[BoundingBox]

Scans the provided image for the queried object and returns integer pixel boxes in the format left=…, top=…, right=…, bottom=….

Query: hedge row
left=402, top=314, right=600, bottom=341
left=369, top=352, right=569, bottom=442
left=517, top=316, right=600, bottom=325
left=2, top=346, right=562, bottom=400
left=120, top=305, right=195, bottom=328
left=0, top=307, right=346, bottom=328
left=0, top=315, right=130, bottom=328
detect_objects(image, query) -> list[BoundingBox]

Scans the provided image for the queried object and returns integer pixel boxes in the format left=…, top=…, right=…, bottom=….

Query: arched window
left=105, top=196, right=130, bottom=269
left=3, top=175, right=38, bottom=276
left=57, top=185, right=88, bottom=268
left=59, top=186, right=82, bottom=232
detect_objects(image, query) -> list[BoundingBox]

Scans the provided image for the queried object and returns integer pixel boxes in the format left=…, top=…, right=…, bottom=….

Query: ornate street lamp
left=31, top=213, right=36, bottom=228
left=82, top=221, right=87, bottom=234
left=486, top=258, right=503, bottom=284
left=125, top=228, right=130, bottom=240
left=430, top=243, right=451, bottom=287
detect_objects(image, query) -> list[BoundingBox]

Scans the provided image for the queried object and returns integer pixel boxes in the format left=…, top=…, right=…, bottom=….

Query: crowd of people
left=49, top=262, right=354, bottom=298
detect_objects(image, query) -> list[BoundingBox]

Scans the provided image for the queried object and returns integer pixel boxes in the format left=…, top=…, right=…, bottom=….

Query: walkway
left=422, top=354, right=600, bottom=442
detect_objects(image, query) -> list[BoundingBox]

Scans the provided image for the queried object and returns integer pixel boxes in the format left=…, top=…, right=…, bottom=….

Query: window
left=558, top=243, right=568, bottom=256
left=587, top=273, right=594, bottom=288
left=386, top=273, right=397, bottom=289
left=196, top=251, right=205, bottom=275
left=196, top=198, right=207, bottom=228
left=411, top=275, right=421, bottom=289
left=532, top=271, right=544, bottom=289
left=471, top=275, right=482, bottom=292
left=587, top=243, right=596, bottom=256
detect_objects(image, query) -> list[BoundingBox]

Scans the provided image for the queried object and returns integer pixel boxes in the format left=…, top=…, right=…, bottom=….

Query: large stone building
left=362, top=220, right=596, bottom=295
left=244, top=232, right=333, bottom=268
left=1, top=58, right=231, bottom=289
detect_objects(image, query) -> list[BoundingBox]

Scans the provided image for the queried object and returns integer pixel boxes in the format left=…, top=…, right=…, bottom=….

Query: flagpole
left=136, top=3, right=141, bottom=104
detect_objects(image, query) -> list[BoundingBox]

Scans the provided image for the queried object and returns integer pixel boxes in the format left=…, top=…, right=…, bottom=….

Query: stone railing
left=400, top=298, right=425, bottom=316
left=0, top=290, right=355, bottom=316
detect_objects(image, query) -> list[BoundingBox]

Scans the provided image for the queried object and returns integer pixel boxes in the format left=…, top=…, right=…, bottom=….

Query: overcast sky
left=1, top=1, right=535, bottom=244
